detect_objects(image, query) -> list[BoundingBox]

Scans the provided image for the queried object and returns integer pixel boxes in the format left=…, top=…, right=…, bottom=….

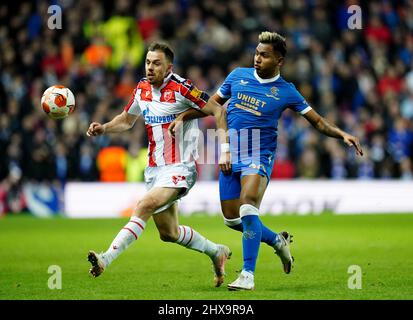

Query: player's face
left=254, top=43, right=284, bottom=78
left=145, top=50, right=172, bottom=87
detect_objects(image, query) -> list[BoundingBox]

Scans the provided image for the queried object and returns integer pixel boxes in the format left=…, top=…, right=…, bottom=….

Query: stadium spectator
left=83, top=35, right=112, bottom=68
left=96, top=145, right=127, bottom=182
left=125, top=143, right=147, bottom=182
left=78, top=142, right=99, bottom=181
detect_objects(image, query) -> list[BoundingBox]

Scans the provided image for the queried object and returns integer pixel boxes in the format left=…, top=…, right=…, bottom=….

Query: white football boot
left=227, top=270, right=255, bottom=291
left=211, top=245, right=232, bottom=287
left=87, top=251, right=107, bottom=278
left=274, top=231, right=294, bottom=274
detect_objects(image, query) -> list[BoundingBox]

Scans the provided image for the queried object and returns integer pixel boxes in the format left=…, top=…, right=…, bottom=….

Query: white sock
left=224, top=217, right=243, bottom=231
left=174, top=225, right=218, bottom=258
left=103, top=216, right=146, bottom=266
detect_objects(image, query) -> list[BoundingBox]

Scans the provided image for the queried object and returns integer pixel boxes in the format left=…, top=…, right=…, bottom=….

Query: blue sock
left=241, top=214, right=262, bottom=273
left=225, top=218, right=277, bottom=246
left=260, top=222, right=278, bottom=247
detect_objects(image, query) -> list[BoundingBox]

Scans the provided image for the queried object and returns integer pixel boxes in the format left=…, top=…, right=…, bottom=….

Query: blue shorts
left=219, top=156, right=275, bottom=201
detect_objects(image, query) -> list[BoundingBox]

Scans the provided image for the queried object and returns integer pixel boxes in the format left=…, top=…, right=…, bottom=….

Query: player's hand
left=168, top=119, right=183, bottom=138
left=86, top=122, right=105, bottom=137
left=219, top=151, right=232, bottom=175
left=343, top=133, right=363, bottom=156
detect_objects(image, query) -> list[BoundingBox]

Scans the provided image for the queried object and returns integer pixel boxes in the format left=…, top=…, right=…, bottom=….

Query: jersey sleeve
left=216, top=68, right=238, bottom=99
left=124, top=86, right=142, bottom=116
left=287, top=83, right=312, bottom=115
left=179, top=79, right=210, bottom=110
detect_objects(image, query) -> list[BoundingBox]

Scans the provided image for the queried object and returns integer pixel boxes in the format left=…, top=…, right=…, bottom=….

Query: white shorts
left=144, top=162, right=197, bottom=214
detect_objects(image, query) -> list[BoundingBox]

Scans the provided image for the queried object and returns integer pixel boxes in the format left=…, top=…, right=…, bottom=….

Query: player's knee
left=221, top=207, right=239, bottom=220
left=135, top=197, right=158, bottom=215
left=159, top=230, right=179, bottom=242
left=221, top=200, right=240, bottom=219
left=239, top=194, right=259, bottom=207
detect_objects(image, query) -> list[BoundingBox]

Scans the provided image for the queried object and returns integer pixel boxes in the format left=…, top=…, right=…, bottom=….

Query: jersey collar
left=253, top=70, right=280, bottom=83
left=157, top=72, right=173, bottom=90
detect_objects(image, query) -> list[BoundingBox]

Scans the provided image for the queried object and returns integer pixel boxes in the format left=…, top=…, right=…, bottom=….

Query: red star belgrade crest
left=163, top=90, right=173, bottom=101
left=172, top=175, right=186, bottom=185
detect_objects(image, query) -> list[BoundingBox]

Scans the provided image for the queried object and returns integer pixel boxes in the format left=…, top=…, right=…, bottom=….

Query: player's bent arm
left=303, top=109, right=363, bottom=156
left=168, top=108, right=205, bottom=137
left=168, top=93, right=229, bottom=137
left=105, top=111, right=138, bottom=133
left=102, top=111, right=138, bottom=134
left=176, top=108, right=207, bottom=121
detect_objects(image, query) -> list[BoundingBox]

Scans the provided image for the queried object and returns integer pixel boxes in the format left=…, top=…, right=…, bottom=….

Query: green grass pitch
left=0, top=213, right=412, bottom=300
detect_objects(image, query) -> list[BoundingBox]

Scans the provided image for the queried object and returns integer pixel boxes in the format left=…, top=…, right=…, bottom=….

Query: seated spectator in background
left=114, top=70, right=136, bottom=101
left=79, top=143, right=99, bottom=181
left=297, top=147, right=319, bottom=179
left=270, top=133, right=295, bottom=179
left=377, top=67, right=404, bottom=97
left=125, top=143, right=147, bottom=182
left=96, top=145, right=127, bottom=182
left=0, top=173, right=27, bottom=215
left=270, top=158, right=295, bottom=180
left=83, top=35, right=112, bottom=68
left=387, top=117, right=413, bottom=165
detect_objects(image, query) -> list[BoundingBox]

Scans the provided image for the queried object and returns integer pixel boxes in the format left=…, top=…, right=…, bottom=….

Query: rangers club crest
left=266, top=86, right=280, bottom=100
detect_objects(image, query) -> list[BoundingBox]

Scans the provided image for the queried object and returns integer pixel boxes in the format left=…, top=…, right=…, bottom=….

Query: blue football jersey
left=217, top=67, right=312, bottom=167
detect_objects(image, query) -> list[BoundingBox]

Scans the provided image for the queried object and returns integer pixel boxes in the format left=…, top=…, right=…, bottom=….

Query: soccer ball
left=41, top=85, right=75, bottom=120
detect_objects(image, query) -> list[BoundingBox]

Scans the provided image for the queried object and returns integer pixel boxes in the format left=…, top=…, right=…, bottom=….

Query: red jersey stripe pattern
left=124, top=73, right=209, bottom=167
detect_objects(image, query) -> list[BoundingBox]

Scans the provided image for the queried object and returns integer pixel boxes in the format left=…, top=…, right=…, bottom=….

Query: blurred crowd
left=1, top=0, right=413, bottom=212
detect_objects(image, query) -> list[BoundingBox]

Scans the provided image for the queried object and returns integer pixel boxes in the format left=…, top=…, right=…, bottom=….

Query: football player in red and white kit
left=86, top=42, right=232, bottom=287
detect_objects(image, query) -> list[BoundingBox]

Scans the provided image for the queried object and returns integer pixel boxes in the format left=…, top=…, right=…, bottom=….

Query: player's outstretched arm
left=86, top=111, right=138, bottom=136
left=168, top=93, right=228, bottom=137
left=303, top=109, right=363, bottom=156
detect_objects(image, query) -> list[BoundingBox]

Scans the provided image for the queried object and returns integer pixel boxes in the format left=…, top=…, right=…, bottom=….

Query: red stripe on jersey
left=124, top=87, right=137, bottom=112
left=162, top=123, right=181, bottom=165
left=179, top=83, right=207, bottom=108
left=163, top=80, right=181, bottom=92
left=123, top=227, right=138, bottom=240
left=139, top=81, right=153, bottom=101
left=146, top=125, right=157, bottom=167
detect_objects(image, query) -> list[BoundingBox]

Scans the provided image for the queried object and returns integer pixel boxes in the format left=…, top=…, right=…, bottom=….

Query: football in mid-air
left=41, top=85, right=75, bottom=120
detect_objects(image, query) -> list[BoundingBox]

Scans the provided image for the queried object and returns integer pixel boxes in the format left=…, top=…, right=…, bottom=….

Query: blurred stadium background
left=1, top=0, right=413, bottom=216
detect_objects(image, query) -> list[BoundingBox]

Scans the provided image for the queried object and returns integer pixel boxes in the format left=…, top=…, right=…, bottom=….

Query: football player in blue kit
left=169, top=31, right=363, bottom=290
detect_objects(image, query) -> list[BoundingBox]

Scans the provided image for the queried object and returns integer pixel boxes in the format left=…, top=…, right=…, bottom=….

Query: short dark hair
left=258, top=31, right=287, bottom=57
left=147, top=41, right=174, bottom=63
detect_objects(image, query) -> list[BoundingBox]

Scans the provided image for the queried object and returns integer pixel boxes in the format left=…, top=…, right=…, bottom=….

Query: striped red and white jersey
left=124, top=72, right=209, bottom=167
